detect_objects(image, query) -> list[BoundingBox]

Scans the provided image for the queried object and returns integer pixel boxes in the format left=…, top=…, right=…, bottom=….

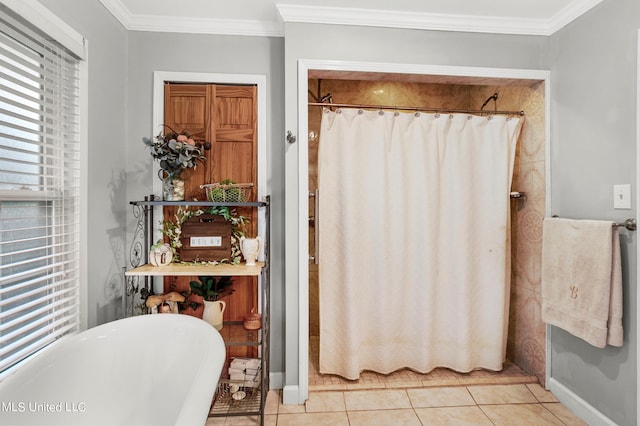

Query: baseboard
left=269, top=372, right=284, bottom=390
left=548, top=377, right=617, bottom=426
left=282, top=384, right=301, bottom=405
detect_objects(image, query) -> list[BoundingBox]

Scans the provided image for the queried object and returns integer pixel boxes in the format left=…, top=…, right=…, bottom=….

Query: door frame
left=293, top=59, right=551, bottom=404
left=152, top=71, right=267, bottom=200
left=150, top=71, right=268, bottom=289
left=636, top=29, right=640, bottom=420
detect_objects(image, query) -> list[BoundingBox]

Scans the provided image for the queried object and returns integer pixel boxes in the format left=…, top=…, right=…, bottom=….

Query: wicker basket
left=200, top=183, right=254, bottom=203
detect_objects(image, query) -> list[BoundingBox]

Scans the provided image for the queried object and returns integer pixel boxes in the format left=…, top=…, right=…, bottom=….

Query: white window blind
left=0, top=5, right=81, bottom=374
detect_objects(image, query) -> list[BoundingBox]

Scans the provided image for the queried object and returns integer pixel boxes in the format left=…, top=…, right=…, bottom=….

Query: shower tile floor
left=205, top=337, right=587, bottom=425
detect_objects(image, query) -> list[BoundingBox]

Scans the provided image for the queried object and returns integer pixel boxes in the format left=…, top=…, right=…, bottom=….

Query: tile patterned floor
left=206, top=384, right=587, bottom=425
left=205, top=338, right=587, bottom=425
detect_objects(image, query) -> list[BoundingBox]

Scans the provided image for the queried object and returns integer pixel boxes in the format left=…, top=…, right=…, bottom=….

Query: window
left=0, top=5, right=82, bottom=374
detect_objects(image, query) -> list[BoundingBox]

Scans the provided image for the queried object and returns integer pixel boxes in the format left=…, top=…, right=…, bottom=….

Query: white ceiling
left=99, top=0, right=604, bottom=37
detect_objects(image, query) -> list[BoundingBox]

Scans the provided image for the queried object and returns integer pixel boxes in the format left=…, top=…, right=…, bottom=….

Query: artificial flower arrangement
left=142, top=127, right=210, bottom=178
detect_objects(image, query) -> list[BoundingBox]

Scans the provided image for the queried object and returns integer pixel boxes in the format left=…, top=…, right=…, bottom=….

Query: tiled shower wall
left=308, top=79, right=546, bottom=385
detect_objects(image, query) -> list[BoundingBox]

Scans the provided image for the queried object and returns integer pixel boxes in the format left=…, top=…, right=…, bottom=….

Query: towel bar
left=551, top=216, right=637, bottom=231
left=615, top=218, right=637, bottom=231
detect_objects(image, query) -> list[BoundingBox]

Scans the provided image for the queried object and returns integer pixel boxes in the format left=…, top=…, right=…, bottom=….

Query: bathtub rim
left=0, top=314, right=225, bottom=426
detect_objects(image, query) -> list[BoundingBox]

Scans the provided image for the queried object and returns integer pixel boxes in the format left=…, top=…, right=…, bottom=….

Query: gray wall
left=36, top=0, right=129, bottom=328
left=125, top=31, right=286, bottom=375
left=549, top=1, right=638, bottom=424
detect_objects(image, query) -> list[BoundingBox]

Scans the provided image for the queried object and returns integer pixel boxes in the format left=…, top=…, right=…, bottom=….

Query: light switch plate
left=613, top=184, right=631, bottom=209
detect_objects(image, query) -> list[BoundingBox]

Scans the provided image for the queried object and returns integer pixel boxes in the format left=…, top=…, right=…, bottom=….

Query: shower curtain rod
left=308, top=102, right=525, bottom=116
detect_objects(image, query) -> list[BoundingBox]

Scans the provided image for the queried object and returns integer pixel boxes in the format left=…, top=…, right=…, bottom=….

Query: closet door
left=163, top=84, right=210, bottom=198
left=163, top=82, right=258, bottom=357
left=211, top=85, right=257, bottom=190
left=209, top=84, right=258, bottom=326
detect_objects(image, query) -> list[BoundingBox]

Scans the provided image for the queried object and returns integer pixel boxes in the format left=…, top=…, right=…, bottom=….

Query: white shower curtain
left=318, top=108, right=523, bottom=379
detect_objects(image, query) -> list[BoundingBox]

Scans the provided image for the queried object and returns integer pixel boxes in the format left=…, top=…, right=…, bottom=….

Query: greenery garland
left=160, top=205, right=249, bottom=264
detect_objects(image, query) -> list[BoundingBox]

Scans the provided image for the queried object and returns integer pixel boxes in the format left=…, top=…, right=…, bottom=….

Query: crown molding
left=98, top=0, right=601, bottom=37
left=98, top=0, right=283, bottom=37
left=277, top=4, right=549, bottom=36
left=547, top=0, right=604, bottom=34
left=127, top=14, right=283, bottom=37
left=277, top=1, right=602, bottom=36
left=98, top=0, right=132, bottom=28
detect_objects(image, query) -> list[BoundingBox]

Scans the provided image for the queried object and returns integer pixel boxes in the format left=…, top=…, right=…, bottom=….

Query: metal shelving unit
left=125, top=196, right=270, bottom=425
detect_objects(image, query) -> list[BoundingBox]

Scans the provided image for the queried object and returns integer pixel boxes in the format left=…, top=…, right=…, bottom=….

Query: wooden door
left=163, top=82, right=258, bottom=357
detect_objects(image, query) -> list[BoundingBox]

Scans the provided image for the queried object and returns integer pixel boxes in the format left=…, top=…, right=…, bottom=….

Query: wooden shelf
left=125, top=262, right=265, bottom=277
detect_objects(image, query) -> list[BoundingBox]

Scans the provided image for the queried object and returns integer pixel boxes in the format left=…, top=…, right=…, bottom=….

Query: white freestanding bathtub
left=0, top=314, right=225, bottom=426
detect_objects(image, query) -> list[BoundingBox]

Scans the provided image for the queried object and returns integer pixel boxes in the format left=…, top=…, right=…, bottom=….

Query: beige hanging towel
left=541, top=217, right=623, bottom=348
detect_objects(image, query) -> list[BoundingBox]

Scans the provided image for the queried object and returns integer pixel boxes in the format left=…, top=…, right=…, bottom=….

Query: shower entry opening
left=312, top=105, right=523, bottom=379
left=299, top=62, right=548, bottom=399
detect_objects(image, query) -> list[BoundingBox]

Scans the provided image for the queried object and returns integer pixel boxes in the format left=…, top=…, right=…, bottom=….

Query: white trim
left=282, top=385, right=300, bottom=406
left=293, top=59, right=551, bottom=406
left=127, top=15, right=282, bottom=37
left=97, top=0, right=131, bottom=28
left=544, top=73, right=553, bottom=390
left=1, top=0, right=86, bottom=59
left=636, top=28, right=640, bottom=426
left=151, top=70, right=269, bottom=294
left=278, top=4, right=546, bottom=36
left=269, top=372, right=284, bottom=390
left=294, top=60, right=310, bottom=406
left=97, top=0, right=600, bottom=37
left=79, top=47, right=89, bottom=332
left=277, top=1, right=602, bottom=36
left=548, top=0, right=604, bottom=34
left=151, top=71, right=267, bottom=198
left=303, top=60, right=552, bottom=82
left=98, top=0, right=282, bottom=37
left=548, top=378, right=616, bottom=426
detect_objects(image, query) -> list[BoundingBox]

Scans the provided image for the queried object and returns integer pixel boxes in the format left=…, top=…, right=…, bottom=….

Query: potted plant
left=189, top=276, right=234, bottom=330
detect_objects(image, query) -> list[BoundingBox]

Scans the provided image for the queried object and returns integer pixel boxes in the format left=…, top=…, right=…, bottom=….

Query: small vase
left=243, top=307, right=262, bottom=330
left=202, top=300, right=226, bottom=331
left=159, top=171, right=185, bottom=201
left=149, top=243, right=173, bottom=266
left=240, top=236, right=262, bottom=266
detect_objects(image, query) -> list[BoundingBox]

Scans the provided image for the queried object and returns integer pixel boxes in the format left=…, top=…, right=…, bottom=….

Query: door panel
left=164, top=83, right=210, bottom=199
